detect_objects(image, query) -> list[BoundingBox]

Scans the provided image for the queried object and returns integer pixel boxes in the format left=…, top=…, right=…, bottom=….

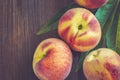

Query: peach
left=58, top=8, right=101, bottom=52
left=75, top=0, right=108, bottom=9
left=32, top=38, right=73, bottom=80
left=83, top=48, right=120, bottom=80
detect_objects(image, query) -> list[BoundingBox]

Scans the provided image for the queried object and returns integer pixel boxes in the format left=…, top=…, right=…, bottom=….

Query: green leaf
left=36, top=3, right=97, bottom=35
left=36, top=2, right=79, bottom=35
left=116, top=14, right=120, bottom=54
left=106, top=3, right=120, bottom=50
left=97, top=0, right=119, bottom=49
left=95, top=0, right=117, bottom=28
left=94, top=0, right=119, bottom=49
left=93, top=0, right=119, bottom=50
left=76, top=0, right=119, bottom=72
left=76, top=52, right=89, bottom=72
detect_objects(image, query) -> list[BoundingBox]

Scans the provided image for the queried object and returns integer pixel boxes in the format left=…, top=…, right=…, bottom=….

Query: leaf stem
left=115, top=12, right=120, bottom=54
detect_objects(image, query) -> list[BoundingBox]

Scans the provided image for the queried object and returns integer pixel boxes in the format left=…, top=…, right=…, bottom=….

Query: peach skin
left=58, top=8, right=101, bottom=52
left=75, top=0, right=108, bottom=9
left=32, top=38, right=73, bottom=80
left=83, top=48, right=120, bottom=80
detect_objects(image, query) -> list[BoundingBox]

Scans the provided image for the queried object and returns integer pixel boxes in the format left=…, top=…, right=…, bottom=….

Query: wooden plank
left=0, top=0, right=85, bottom=80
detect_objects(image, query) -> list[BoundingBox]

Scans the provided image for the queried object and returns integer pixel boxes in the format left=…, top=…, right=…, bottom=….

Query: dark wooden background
left=1, top=0, right=86, bottom=80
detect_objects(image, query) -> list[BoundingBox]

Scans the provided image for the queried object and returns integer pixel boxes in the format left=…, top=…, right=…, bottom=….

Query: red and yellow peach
left=32, top=38, right=73, bottom=80
left=75, top=0, right=108, bottom=9
left=58, top=8, right=101, bottom=52
left=83, top=48, right=120, bottom=80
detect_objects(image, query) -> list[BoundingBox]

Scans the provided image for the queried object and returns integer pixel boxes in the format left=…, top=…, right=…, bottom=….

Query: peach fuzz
left=32, top=38, right=73, bottom=80
left=83, top=48, right=120, bottom=80
left=58, top=8, right=101, bottom=52
left=75, top=0, right=108, bottom=9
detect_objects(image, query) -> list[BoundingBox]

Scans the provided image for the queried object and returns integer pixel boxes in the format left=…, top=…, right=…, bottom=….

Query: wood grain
left=1, top=0, right=85, bottom=80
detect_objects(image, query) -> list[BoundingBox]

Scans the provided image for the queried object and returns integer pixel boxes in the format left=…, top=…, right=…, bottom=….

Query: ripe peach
left=75, top=0, right=108, bottom=9
left=32, top=38, right=73, bottom=80
left=58, top=8, right=101, bottom=52
left=83, top=48, right=120, bottom=80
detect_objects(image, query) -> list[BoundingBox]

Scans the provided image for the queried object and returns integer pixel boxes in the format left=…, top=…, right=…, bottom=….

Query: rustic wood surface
left=1, top=0, right=85, bottom=80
